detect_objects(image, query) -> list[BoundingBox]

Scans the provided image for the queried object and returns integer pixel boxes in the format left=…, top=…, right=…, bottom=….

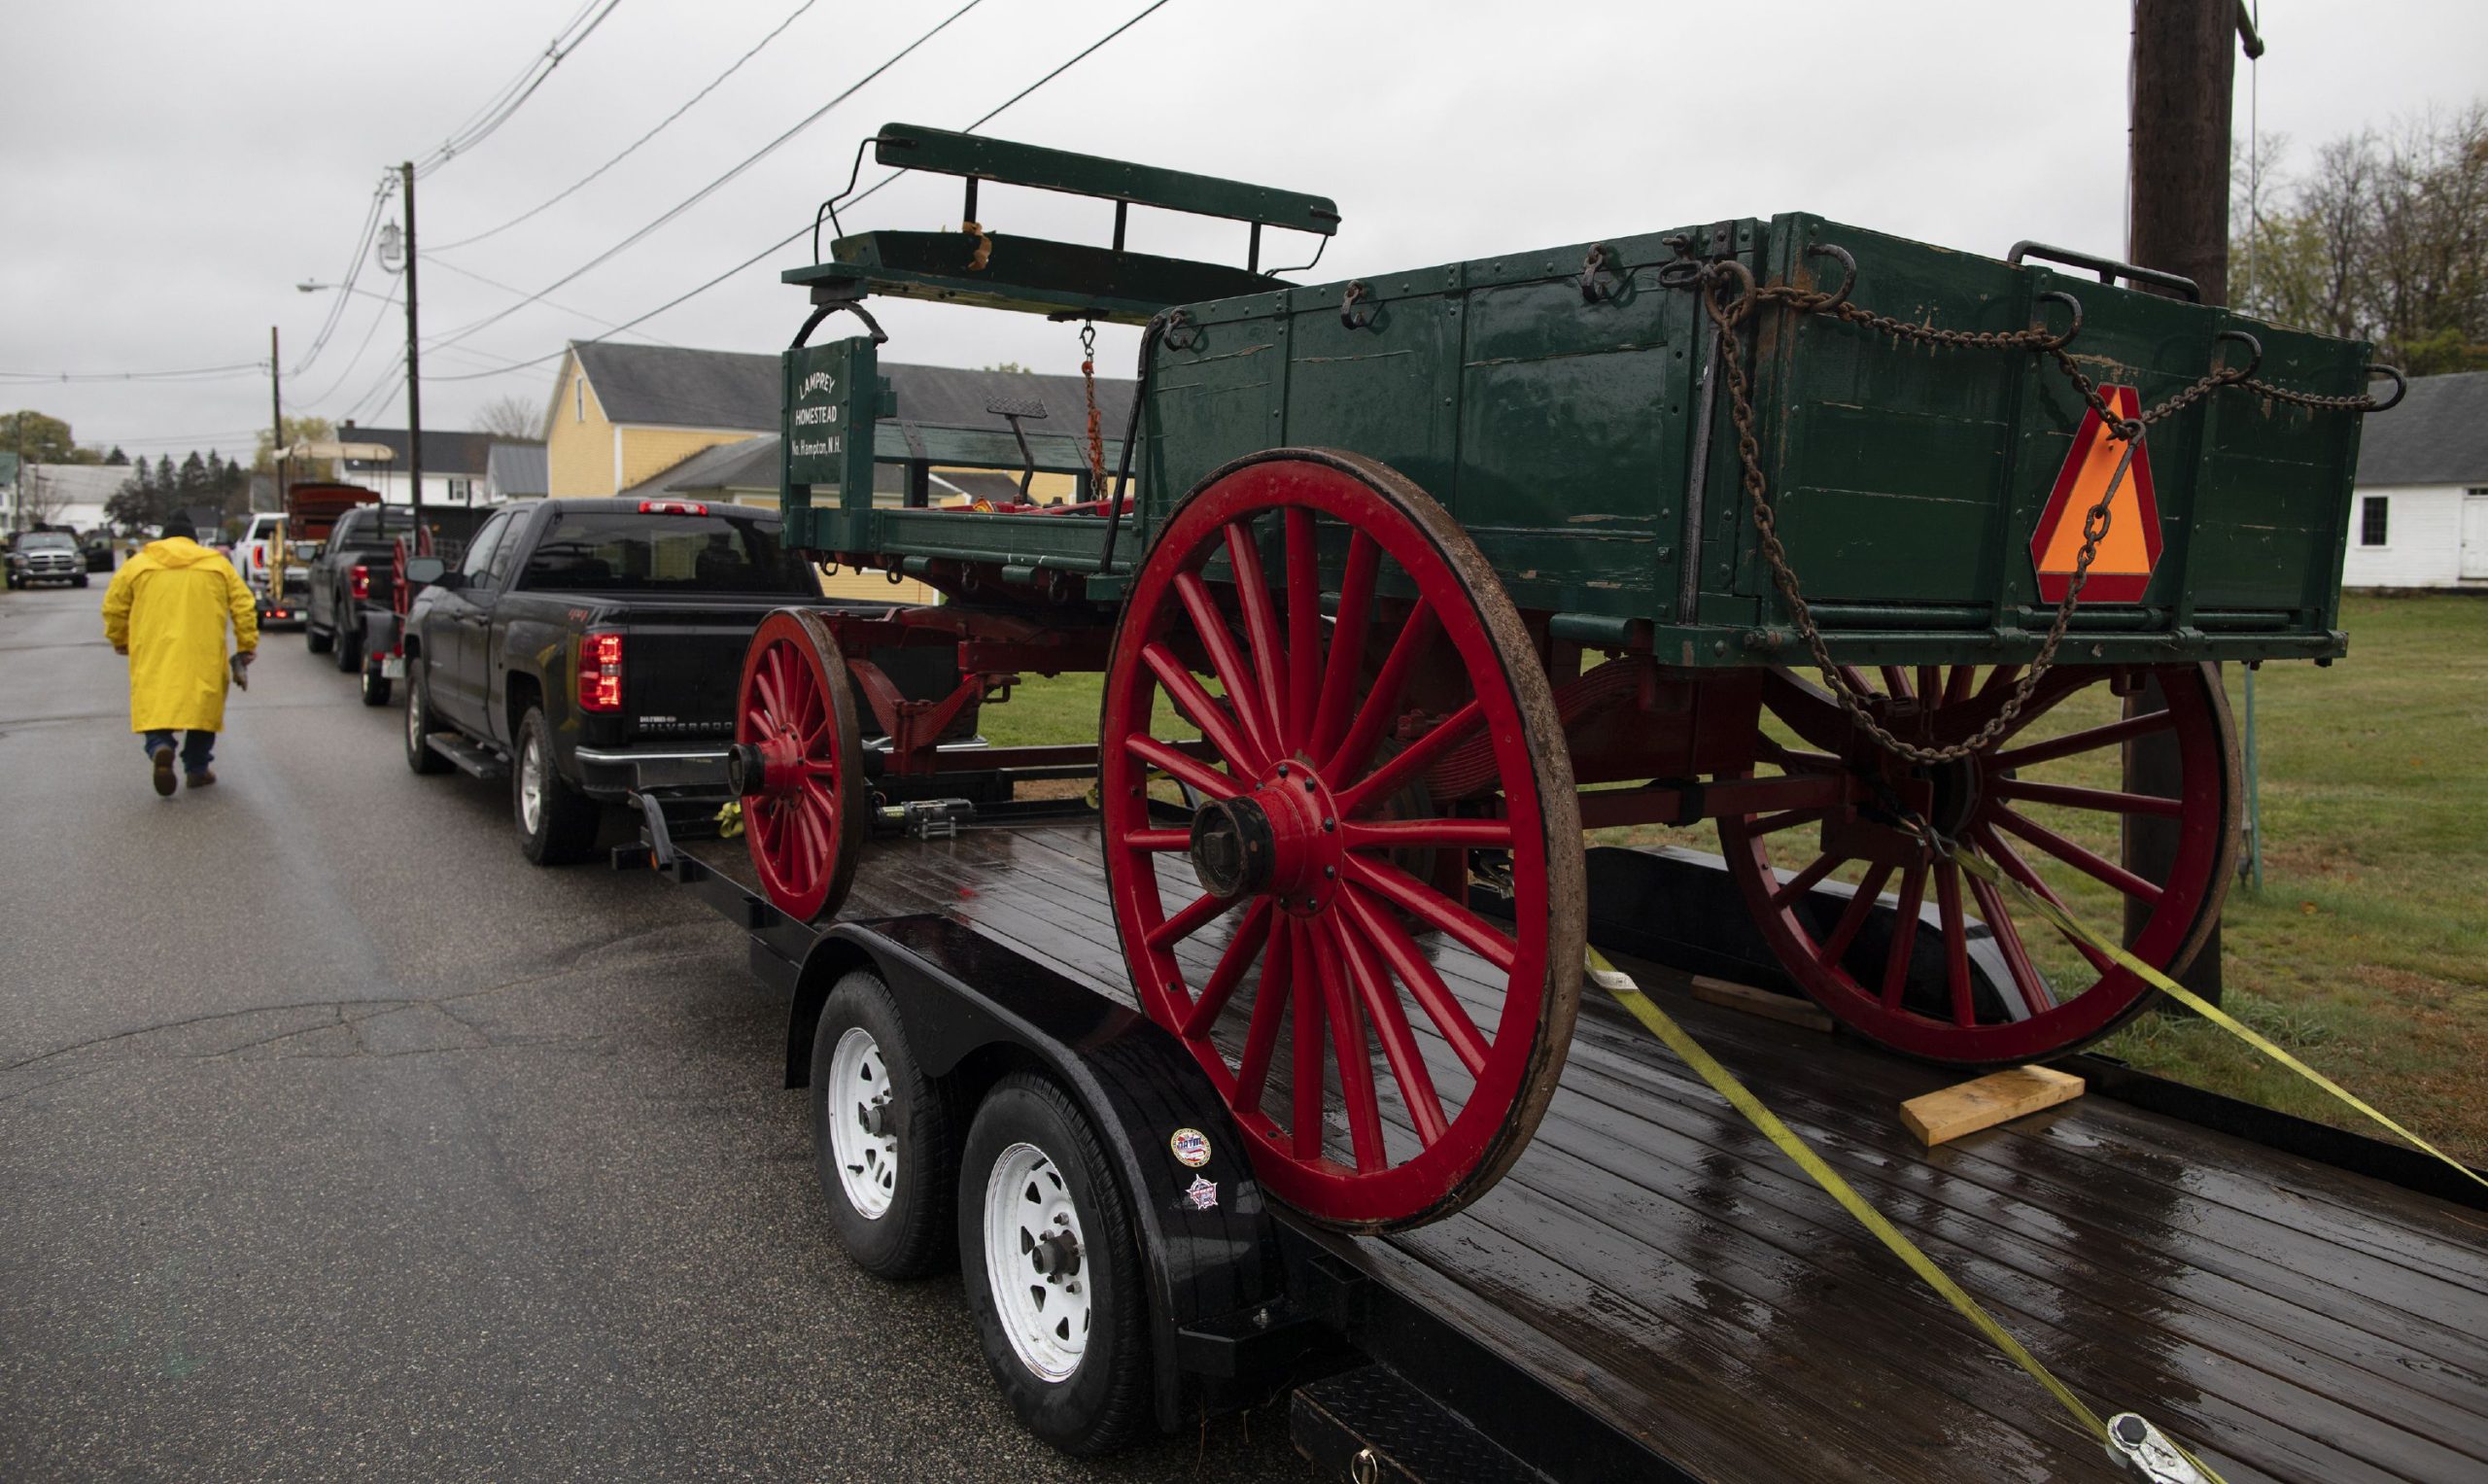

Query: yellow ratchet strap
left=1946, top=849, right=2488, bottom=1196
left=1584, top=947, right=2229, bottom=1483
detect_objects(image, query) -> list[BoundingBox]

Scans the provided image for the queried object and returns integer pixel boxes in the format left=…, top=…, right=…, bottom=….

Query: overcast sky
left=4, top=0, right=2482, bottom=466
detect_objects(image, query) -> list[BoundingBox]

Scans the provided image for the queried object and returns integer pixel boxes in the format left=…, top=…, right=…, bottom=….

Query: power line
left=294, top=278, right=404, bottom=408
left=422, top=0, right=985, bottom=356
left=287, top=174, right=397, bottom=377
left=422, top=255, right=676, bottom=344
left=423, top=0, right=1183, bottom=386
left=416, top=0, right=626, bottom=178
left=431, top=0, right=823, bottom=253
left=0, top=362, right=266, bottom=384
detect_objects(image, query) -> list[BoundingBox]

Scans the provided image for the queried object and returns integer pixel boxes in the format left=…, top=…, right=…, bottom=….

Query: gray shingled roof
left=569, top=340, right=1134, bottom=437
left=335, top=423, right=510, bottom=477
left=2354, top=370, right=2488, bottom=486
left=487, top=442, right=548, bottom=497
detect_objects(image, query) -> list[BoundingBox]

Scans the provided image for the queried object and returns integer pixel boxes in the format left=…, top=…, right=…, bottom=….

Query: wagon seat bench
left=729, top=121, right=2399, bottom=1235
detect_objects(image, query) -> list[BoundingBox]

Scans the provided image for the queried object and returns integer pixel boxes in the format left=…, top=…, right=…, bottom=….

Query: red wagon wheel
left=1716, top=662, right=2237, bottom=1063
left=739, top=609, right=865, bottom=923
left=1099, top=450, right=1584, bottom=1231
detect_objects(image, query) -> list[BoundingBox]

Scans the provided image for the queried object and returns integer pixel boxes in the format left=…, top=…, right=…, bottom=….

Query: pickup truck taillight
left=579, top=630, right=624, bottom=712
left=350, top=565, right=370, bottom=601
left=638, top=500, right=708, bottom=516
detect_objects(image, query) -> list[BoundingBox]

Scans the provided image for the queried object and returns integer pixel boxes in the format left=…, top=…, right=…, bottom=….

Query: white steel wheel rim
left=982, top=1140, right=1089, bottom=1383
left=825, top=1027, right=898, bottom=1219
left=519, top=736, right=544, bottom=834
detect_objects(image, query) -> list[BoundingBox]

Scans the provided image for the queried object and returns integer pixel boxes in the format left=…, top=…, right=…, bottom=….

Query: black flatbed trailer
left=639, top=805, right=2488, bottom=1483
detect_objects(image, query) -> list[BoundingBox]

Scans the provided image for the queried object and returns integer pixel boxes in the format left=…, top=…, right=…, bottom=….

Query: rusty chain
left=1078, top=321, right=1108, bottom=501
left=1687, top=252, right=2377, bottom=766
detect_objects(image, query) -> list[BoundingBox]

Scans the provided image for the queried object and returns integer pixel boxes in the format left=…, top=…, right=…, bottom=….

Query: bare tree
left=473, top=393, right=545, bottom=441
left=17, top=466, right=73, bottom=526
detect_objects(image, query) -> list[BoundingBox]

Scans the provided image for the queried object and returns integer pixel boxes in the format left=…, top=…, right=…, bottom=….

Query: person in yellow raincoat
left=101, top=516, right=259, bottom=796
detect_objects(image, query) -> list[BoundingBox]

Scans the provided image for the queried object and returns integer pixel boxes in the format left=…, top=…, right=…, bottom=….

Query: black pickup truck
left=401, top=497, right=839, bottom=864
left=303, top=503, right=421, bottom=672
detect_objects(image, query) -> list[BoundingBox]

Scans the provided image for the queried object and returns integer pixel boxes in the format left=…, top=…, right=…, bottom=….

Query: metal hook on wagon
left=2031, top=289, right=2085, bottom=349
left=2363, top=362, right=2407, bottom=412
left=1340, top=280, right=1378, bottom=330
left=1578, top=243, right=1627, bottom=304
left=2212, top=328, right=2263, bottom=383
left=1803, top=242, right=1858, bottom=308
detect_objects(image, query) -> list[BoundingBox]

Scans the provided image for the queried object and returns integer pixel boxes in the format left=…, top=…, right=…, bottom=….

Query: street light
left=296, top=279, right=395, bottom=301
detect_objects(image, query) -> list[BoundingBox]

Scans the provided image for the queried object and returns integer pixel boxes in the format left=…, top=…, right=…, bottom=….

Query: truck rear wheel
left=306, top=622, right=333, bottom=655
left=513, top=706, right=601, bottom=866
left=403, top=662, right=450, bottom=776
left=957, top=1074, right=1150, bottom=1457
left=333, top=619, right=362, bottom=673
left=812, top=971, right=957, bottom=1279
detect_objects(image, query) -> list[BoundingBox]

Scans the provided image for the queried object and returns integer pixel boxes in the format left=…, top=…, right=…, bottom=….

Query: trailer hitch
left=2104, top=1412, right=2213, bottom=1484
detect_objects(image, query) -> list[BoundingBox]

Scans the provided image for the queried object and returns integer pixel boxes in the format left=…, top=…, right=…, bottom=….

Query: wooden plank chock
left=1901, top=1066, right=2087, bottom=1148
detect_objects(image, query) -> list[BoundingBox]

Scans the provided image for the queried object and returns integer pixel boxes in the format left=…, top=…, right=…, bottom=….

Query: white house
left=13, top=463, right=126, bottom=532
left=2342, top=369, right=2488, bottom=590
left=334, top=423, right=541, bottom=508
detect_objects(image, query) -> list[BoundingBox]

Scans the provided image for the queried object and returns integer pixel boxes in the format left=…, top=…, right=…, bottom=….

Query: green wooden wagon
left=730, top=123, right=2398, bottom=1230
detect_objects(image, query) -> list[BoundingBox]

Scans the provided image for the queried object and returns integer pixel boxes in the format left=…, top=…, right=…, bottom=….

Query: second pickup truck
left=401, top=497, right=833, bottom=864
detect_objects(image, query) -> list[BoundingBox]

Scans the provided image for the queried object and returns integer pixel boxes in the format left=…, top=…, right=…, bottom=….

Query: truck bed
left=718, top=816, right=2486, bottom=1483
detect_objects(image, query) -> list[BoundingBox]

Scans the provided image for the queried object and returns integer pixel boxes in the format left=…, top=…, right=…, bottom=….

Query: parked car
left=83, top=534, right=116, bottom=572
left=232, top=512, right=284, bottom=589
left=5, top=531, right=86, bottom=589
left=401, top=499, right=837, bottom=864
left=302, top=503, right=425, bottom=670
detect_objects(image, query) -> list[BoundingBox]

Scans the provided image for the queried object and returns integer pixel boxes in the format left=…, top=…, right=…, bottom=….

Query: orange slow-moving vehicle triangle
left=2029, top=384, right=2161, bottom=603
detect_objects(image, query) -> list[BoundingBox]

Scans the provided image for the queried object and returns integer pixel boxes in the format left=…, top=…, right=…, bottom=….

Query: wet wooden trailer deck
left=778, top=818, right=2487, bottom=1483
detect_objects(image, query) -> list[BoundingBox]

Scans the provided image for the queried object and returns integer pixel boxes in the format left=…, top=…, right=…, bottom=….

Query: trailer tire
left=513, top=707, right=600, bottom=866
left=360, top=661, right=393, bottom=707
left=812, top=972, right=957, bottom=1279
left=958, top=1074, right=1149, bottom=1457
left=403, top=662, right=450, bottom=775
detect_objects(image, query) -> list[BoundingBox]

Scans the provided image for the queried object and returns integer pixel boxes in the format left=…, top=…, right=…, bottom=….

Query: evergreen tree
left=105, top=446, right=128, bottom=466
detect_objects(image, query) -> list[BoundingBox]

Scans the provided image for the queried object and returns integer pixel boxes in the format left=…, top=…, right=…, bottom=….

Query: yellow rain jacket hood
left=101, top=536, right=259, bottom=734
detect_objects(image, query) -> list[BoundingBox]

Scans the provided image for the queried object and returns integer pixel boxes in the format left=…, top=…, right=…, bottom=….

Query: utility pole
left=269, top=326, right=286, bottom=515
left=2123, top=0, right=2262, bottom=1006
left=401, top=160, right=423, bottom=531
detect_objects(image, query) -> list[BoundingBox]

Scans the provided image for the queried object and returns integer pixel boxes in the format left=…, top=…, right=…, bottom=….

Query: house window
left=2361, top=496, right=2389, bottom=546
left=446, top=477, right=473, bottom=503
left=574, top=377, right=585, bottom=423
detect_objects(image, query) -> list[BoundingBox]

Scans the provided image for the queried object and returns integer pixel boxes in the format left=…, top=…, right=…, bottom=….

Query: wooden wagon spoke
left=1989, top=708, right=2175, bottom=771
left=1915, top=666, right=1941, bottom=707
left=1334, top=698, right=1486, bottom=816
left=1342, top=816, right=1512, bottom=851
left=1816, top=862, right=1894, bottom=968
left=1880, top=666, right=1916, bottom=700
left=1967, top=871, right=2058, bottom=1017
left=1974, top=824, right=2115, bottom=976
left=1181, top=899, right=1273, bottom=1037
left=1125, top=734, right=1241, bottom=802
left=1991, top=777, right=2186, bottom=819
left=1770, top=851, right=1847, bottom=911
left=1341, top=886, right=1491, bottom=1076
left=1310, top=920, right=1390, bottom=1172
left=1223, top=520, right=1293, bottom=752
left=1326, top=604, right=1442, bottom=781
left=1992, top=807, right=2164, bottom=905
left=1977, top=663, right=2022, bottom=699
left=1758, top=740, right=1845, bottom=774
left=1291, top=927, right=1327, bottom=1160
left=1229, top=918, right=1296, bottom=1114
left=1942, top=664, right=1979, bottom=707
left=1174, top=569, right=1278, bottom=762
left=1345, top=855, right=1519, bottom=973
left=1934, top=861, right=1975, bottom=1027
left=1746, top=807, right=1828, bottom=838
left=1332, top=913, right=1450, bottom=1147
left=1285, top=507, right=1321, bottom=754
left=1307, top=533, right=1380, bottom=763
left=1123, top=828, right=1191, bottom=852
left=1146, top=887, right=1234, bottom=950
left=1759, top=668, right=1852, bottom=752
left=1142, top=641, right=1265, bottom=774
left=1881, top=865, right=1928, bottom=1010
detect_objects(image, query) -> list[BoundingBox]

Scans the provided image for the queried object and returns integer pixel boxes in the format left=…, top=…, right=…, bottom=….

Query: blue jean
left=142, top=730, right=216, bottom=774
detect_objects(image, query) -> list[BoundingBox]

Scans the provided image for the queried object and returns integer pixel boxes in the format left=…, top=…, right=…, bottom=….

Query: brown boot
left=186, top=768, right=217, bottom=789
left=151, top=744, right=176, bottom=797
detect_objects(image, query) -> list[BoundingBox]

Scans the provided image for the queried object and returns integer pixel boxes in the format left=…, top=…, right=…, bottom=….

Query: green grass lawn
left=981, top=595, right=2488, bottom=1165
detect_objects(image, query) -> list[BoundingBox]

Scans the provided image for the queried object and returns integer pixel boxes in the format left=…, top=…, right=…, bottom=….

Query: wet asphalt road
left=0, top=580, right=1312, bottom=1482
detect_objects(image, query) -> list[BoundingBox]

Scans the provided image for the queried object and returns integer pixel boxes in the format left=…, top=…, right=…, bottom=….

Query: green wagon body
left=738, top=124, right=2394, bottom=1236
left=782, top=209, right=2371, bottom=666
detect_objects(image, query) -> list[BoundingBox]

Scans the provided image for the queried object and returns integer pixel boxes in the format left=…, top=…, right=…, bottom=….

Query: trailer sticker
left=1169, top=1128, right=1212, bottom=1167
left=2028, top=383, right=2162, bottom=604
left=1183, top=1176, right=1219, bottom=1211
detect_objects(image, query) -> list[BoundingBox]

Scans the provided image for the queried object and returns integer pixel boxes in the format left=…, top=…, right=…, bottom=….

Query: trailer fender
left=808, top=915, right=1292, bottom=1433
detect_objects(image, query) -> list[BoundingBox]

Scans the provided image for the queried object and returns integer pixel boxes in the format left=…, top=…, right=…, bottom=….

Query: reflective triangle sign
left=2029, top=384, right=2161, bottom=603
